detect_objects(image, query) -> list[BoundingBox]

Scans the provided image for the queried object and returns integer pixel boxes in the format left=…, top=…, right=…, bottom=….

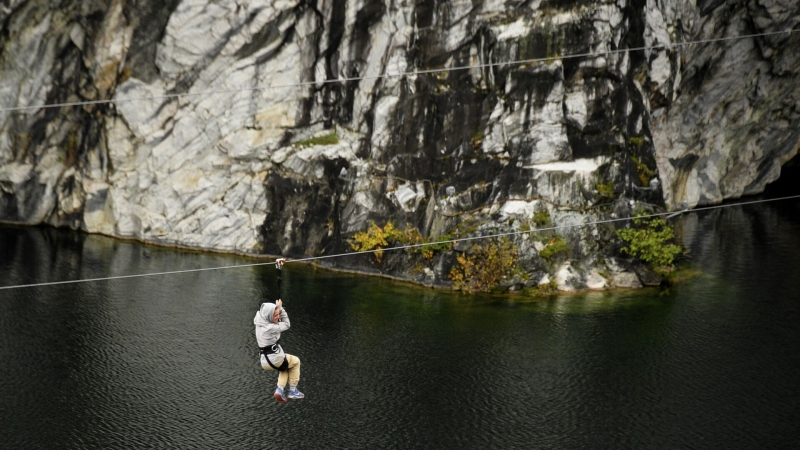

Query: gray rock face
left=651, top=0, right=800, bottom=209
left=1, top=0, right=798, bottom=289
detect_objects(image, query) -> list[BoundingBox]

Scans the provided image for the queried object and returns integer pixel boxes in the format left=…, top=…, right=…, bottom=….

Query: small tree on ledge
left=617, top=214, right=683, bottom=276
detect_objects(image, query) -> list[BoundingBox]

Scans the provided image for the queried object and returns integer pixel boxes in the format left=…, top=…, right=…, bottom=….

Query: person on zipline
left=254, top=258, right=304, bottom=403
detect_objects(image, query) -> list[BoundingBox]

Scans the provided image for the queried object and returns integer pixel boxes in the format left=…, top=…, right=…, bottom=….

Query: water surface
left=1, top=199, right=799, bottom=449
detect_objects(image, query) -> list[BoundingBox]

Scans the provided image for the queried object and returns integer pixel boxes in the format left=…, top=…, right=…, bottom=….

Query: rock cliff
left=0, top=0, right=798, bottom=291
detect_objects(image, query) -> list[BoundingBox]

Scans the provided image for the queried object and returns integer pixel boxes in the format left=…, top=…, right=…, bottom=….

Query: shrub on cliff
left=350, top=221, right=452, bottom=262
left=350, top=221, right=412, bottom=262
left=449, top=238, right=519, bottom=292
left=539, top=236, right=569, bottom=261
left=617, top=214, right=682, bottom=275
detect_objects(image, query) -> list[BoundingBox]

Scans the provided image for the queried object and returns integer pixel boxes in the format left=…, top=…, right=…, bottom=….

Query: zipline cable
left=1, top=193, right=799, bottom=291
left=0, top=29, right=794, bottom=113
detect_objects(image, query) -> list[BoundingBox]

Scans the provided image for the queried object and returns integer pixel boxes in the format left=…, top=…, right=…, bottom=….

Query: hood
left=259, top=302, right=277, bottom=323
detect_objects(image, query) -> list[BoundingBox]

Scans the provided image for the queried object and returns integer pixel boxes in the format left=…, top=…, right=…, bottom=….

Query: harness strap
left=266, top=356, right=289, bottom=372
left=259, top=345, right=289, bottom=372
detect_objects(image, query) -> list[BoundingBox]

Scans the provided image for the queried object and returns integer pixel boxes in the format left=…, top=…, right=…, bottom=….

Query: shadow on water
left=1, top=196, right=800, bottom=449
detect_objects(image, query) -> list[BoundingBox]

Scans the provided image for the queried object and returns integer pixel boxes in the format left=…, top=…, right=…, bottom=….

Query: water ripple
left=2, top=211, right=800, bottom=449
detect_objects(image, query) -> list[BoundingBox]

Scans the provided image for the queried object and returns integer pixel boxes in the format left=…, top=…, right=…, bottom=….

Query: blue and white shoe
left=287, top=388, right=305, bottom=399
left=274, top=387, right=287, bottom=404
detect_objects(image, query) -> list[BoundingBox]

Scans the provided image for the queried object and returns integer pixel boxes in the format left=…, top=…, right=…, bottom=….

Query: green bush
left=533, top=210, right=550, bottom=226
left=449, top=238, right=518, bottom=292
left=539, top=236, right=568, bottom=260
left=617, top=215, right=682, bottom=275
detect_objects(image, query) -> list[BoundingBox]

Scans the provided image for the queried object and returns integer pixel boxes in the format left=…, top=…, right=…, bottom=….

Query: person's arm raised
left=275, top=299, right=291, bottom=330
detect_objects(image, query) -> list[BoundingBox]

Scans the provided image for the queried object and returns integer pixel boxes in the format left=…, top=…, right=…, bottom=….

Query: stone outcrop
left=650, top=0, right=800, bottom=209
left=1, top=0, right=798, bottom=291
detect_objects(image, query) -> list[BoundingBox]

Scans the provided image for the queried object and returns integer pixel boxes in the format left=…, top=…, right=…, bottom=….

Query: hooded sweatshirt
left=254, top=302, right=291, bottom=368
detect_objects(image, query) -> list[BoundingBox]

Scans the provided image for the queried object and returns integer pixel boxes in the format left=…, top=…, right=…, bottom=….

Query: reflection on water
left=1, top=199, right=800, bottom=449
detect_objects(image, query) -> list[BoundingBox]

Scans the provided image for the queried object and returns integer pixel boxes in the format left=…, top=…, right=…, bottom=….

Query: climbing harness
left=260, top=341, right=289, bottom=371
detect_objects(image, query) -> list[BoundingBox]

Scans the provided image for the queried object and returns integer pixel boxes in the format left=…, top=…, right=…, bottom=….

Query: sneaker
left=274, top=387, right=287, bottom=404
left=287, top=388, right=305, bottom=399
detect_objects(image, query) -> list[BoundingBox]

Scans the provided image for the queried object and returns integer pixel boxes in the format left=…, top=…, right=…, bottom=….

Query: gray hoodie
left=254, top=302, right=291, bottom=368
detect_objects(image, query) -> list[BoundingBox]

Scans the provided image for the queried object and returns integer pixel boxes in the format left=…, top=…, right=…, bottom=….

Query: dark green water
left=1, top=200, right=799, bottom=449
